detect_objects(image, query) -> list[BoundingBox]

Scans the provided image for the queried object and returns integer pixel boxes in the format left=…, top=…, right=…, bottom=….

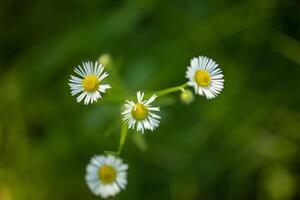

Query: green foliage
left=0, top=0, right=299, bottom=199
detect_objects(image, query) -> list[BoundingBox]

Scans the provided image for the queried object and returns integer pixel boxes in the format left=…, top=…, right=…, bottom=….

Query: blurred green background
left=1, top=0, right=300, bottom=199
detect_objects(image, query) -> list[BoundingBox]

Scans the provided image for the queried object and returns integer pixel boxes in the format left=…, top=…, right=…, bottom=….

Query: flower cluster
left=68, top=55, right=224, bottom=198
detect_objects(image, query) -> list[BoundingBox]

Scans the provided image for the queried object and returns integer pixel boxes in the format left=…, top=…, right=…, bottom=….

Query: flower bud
left=180, top=89, right=194, bottom=104
left=98, top=54, right=111, bottom=66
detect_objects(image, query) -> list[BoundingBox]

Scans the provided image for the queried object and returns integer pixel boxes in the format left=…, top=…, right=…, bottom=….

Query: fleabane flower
left=186, top=56, right=224, bottom=99
left=85, top=155, right=128, bottom=199
left=122, top=91, right=160, bottom=133
left=69, top=61, right=111, bottom=105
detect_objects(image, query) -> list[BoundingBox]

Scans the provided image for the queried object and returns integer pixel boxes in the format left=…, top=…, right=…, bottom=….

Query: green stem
left=150, top=82, right=189, bottom=97
left=117, top=121, right=128, bottom=156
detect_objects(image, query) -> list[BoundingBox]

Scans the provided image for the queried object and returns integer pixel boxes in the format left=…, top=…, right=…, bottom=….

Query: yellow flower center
left=98, top=165, right=117, bottom=183
left=132, top=103, right=148, bottom=121
left=82, top=75, right=99, bottom=92
left=195, top=70, right=211, bottom=87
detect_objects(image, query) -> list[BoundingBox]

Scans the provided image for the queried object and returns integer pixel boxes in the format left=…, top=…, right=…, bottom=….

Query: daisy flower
left=122, top=91, right=160, bottom=133
left=85, top=155, right=128, bottom=199
left=186, top=56, right=224, bottom=99
left=68, top=61, right=111, bottom=105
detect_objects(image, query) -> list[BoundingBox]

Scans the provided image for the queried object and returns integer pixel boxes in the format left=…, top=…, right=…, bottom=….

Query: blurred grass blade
left=131, top=133, right=147, bottom=152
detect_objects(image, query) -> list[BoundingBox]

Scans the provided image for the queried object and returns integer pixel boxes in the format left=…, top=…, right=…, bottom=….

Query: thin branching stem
left=149, top=82, right=189, bottom=97
left=117, top=120, right=128, bottom=156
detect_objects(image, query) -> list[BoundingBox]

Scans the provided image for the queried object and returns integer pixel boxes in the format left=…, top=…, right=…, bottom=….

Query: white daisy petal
left=99, top=84, right=111, bottom=93
left=74, top=66, right=86, bottom=77
left=118, top=164, right=129, bottom=172
left=76, top=91, right=87, bottom=102
left=186, top=56, right=224, bottom=99
left=148, top=106, right=160, bottom=111
left=149, top=112, right=161, bottom=119
left=68, top=61, right=111, bottom=105
left=99, top=72, right=109, bottom=81
left=144, top=95, right=157, bottom=105
left=137, top=91, right=144, bottom=103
